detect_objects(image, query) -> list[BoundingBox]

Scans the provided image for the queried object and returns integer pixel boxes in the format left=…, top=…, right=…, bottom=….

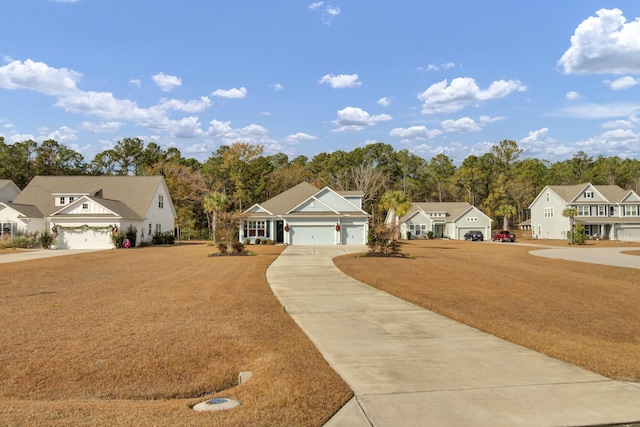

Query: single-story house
left=529, top=183, right=640, bottom=241
left=0, top=175, right=176, bottom=249
left=387, top=202, right=492, bottom=240
left=242, top=181, right=370, bottom=245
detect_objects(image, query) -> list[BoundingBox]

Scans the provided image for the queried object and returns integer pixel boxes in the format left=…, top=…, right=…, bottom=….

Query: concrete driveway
left=0, top=248, right=106, bottom=264
left=266, top=245, right=640, bottom=427
left=530, top=245, right=640, bottom=269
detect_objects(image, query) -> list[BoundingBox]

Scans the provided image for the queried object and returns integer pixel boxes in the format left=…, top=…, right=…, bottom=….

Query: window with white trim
left=466, top=217, right=478, bottom=222
left=546, top=192, right=550, bottom=202
left=584, top=191, right=594, bottom=199
left=624, top=205, right=639, bottom=216
left=155, top=223, right=161, bottom=234
left=158, top=195, right=164, bottom=208
left=577, top=206, right=589, bottom=216
left=244, top=220, right=270, bottom=238
left=544, top=207, right=554, bottom=218
left=597, top=205, right=606, bottom=216
left=148, top=223, right=152, bottom=235
left=82, top=203, right=89, bottom=210
left=59, top=197, right=66, bottom=205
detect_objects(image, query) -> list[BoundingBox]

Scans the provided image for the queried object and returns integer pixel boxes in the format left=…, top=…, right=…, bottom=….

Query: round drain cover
left=193, top=397, right=240, bottom=412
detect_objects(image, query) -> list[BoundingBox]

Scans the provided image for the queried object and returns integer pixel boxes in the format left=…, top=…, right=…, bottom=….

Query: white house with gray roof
left=243, top=181, right=370, bottom=245
left=387, top=202, right=492, bottom=240
left=0, top=176, right=176, bottom=249
left=529, top=183, right=640, bottom=241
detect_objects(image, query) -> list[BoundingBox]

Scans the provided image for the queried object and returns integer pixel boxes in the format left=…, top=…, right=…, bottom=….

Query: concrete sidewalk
left=266, top=245, right=640, bottom=427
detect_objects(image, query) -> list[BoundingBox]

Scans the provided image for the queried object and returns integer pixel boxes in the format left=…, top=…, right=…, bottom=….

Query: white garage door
left=619, top=227, right=640, bottom=242
left=341, top=223, right=365, bottom=245
left=290, top=225, right=335, bottom=245
left=59, top=228, right=113, bottom=249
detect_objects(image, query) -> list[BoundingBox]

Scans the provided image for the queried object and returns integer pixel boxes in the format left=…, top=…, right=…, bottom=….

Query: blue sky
left=1, top=1, right=640, bottom=165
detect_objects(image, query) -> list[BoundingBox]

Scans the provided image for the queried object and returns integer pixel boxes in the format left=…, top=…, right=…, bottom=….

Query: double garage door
left=58, top=228, right=113, bottom=249
left=289, top=221, right=365, bottom=245
left=618, top=226, right=640, bottom=242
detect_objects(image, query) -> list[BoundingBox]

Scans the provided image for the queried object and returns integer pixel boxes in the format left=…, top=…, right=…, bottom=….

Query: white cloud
left=519, top=128, right=572, bottom=159
left=211, top=87, right=247, bottom=99
left=608, top=76, right=639, bottom=90
left=332, top=107, right=391, bottom=132
left=418, top=77, right=526, bottom=114
left=377, top=97, right=391, bottom=107
left=46, top=126, right=77, bottom=144
left=308, top=1, right=340, bottom=25
left=171, top=116, right=203, bottom=138
left=559, top=102, right=640, bottom=118
left=269, top=83, right=284, bottom=91
left=152, top=72, right=182, bottom=92
left=566, top=91, right=582, bottom=100
left=0, top=59, right=81, bottom=96
left=80, top=121, right=123, bottom=133
left=319, top=73, right=361, bottom=88
left=558, top=8, right=640, bottom=74
left=285, top=132, right=317, bottom=143
left=158, top=96, right=211, bottom=113
left=601, top=116, right=639, bottom=129
left=129, top=78, right=141, bottom=88
left=441, top=117, right=483, bottom=133
left=389, top=125, right=441, bottom=140
left=206, top=119, right=271, bottom=145
left=308, top=1, right=323, bottom=10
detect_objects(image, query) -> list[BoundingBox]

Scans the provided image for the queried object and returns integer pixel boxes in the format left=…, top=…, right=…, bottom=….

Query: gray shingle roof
left=3, top=202, right=44, bottom=218
left=402, top=202, right=475, bottom=223
left=257, top=182, right=320, bottom=215
left=13, top=176, right=166, bottom=218
left=548, top=183, right=631, bottom=203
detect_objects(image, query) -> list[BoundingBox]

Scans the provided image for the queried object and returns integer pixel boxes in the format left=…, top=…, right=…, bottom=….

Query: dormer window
left=59, top=196, right=66, bottom=205
left=82, top=203, right=89, bottom=210
left=584, top=191, right=594, bottom=198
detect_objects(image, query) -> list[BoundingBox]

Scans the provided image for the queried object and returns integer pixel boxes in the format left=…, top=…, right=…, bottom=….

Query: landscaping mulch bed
left=0, top=243, right=352, bottom=426
left=334, top=239, right=640, bottom=381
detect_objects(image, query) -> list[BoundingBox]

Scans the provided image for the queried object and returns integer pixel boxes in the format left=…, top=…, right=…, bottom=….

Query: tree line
left=3, top=135, right=640, bottom=238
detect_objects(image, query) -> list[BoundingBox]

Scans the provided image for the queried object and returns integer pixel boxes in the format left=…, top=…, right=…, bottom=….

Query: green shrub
left=254, top=238, right=261, bottom=245
left=111, top=229, right=125, bottom=248
left=125, top=224, right=137, bottom=247
left=152, top=231, right=175, bottom=245
left=39, top=230, right=54, bottom=249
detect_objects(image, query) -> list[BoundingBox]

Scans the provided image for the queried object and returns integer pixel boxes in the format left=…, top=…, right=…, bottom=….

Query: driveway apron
left=266, top=245, right=640, bottom=427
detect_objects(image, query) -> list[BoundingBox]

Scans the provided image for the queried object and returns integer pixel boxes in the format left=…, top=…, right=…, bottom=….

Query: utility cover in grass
left=193, top=397, right=240, bottom=412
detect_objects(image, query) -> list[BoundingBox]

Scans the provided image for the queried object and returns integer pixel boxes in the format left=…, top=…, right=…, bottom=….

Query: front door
left=276, top=220, right=284, bottom=243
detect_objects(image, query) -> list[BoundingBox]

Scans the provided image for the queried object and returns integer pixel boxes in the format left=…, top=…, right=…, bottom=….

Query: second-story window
left=544, top=207, right=554, bottom=218
left=584, top=191, right=594, bottom=198
left=597, top=205, right=606, bottom=216
left=59, top=196, right=66, bottom=205
left=577, top=206, right=589, bottom=216
left=158, top=195, right=164, bottom=209
left=625, top=205, right=638, bottom=216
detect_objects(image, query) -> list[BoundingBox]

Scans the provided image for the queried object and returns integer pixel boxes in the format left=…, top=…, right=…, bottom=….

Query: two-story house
left=0, top=176, right=176, bottom=249
left=529, top=183, right=640, bottom=241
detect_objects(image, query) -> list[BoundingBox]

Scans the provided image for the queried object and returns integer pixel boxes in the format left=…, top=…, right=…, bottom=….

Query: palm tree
left=203, top=191, right=230, bottom=243
left=379, top=190, right=411, bottom=242
left=563, top=207, right=578, bottom=245
left=495, top=204, right=516, bottom=230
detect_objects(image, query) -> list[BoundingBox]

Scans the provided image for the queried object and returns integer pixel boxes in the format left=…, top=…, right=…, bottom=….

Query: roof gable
left=1, top=202, right=44, bottom=218
left=401, top=202, right=475, bottom=223
left=49, top=195, right=139, bottom=219
left=256, top=182, right=320, bottom=216
left=621, top=191, right=640, bottom=203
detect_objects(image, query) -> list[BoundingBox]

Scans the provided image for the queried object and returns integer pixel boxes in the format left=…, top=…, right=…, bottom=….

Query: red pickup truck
left=491, top=230, right=516, bottom=242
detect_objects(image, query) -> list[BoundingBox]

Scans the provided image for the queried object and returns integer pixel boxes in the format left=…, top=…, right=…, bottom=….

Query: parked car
left=491, top=230, right=516, bottom=242
left=464, top=230, right=484, bottom=241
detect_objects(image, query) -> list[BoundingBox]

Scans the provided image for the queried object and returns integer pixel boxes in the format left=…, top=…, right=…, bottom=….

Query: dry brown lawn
left=0, top=243, right=352, bottom=427
left=334, top=239, right=640, bottom=382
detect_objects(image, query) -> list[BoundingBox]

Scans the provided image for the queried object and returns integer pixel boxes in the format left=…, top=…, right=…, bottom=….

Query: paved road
left=266, top=245, right=640, bottom=427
